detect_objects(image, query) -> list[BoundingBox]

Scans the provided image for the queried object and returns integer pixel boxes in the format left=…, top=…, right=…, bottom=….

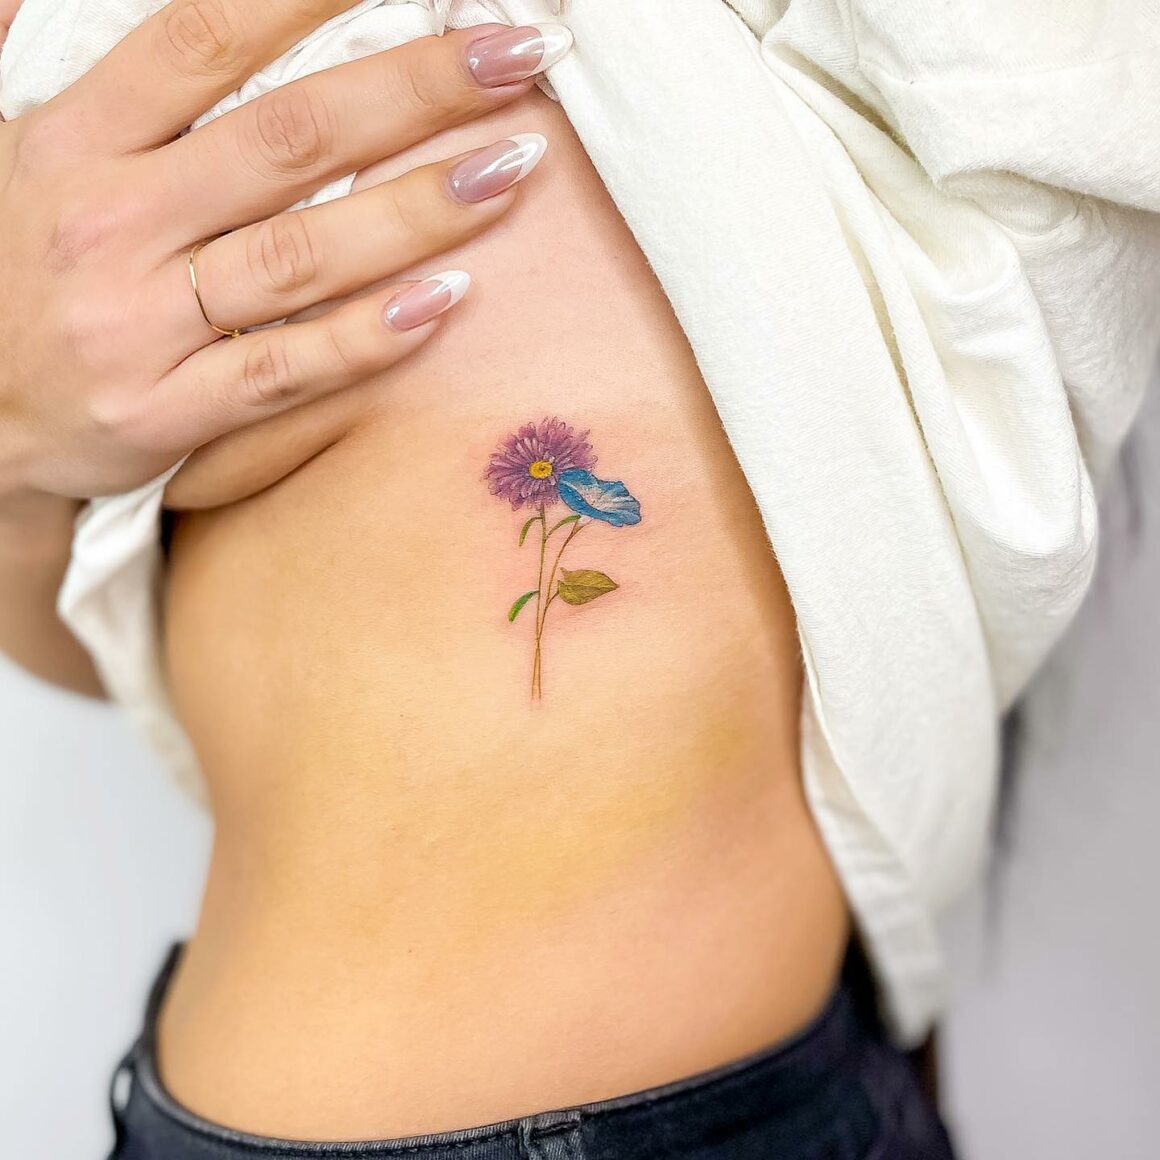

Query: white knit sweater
left=3, top=0, right=1158, bottom=1043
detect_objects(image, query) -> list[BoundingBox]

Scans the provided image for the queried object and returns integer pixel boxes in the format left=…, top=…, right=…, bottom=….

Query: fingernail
left=384, top=271, right=471, bottom=331
left=447, top=134, right=548, bottom=204
left=466, top=23, right=573, bottom=87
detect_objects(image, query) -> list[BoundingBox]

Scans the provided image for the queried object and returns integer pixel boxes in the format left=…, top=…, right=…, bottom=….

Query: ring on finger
left=189, top=240, right=243, bottom=339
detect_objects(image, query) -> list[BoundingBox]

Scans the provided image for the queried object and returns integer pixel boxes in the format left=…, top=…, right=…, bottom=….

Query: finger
left=42, top=0, right=360, bottom=153
left=147, top=23, right=571, bottom=241
left=163, top=363, right=391, bottom=511
left=143, top=271, right=471, bottom=454
left=181, top=134, right=546, bottom=337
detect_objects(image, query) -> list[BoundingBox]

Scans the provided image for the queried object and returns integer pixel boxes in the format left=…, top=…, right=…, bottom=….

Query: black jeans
left=109, top=943, right=955, bottom=1160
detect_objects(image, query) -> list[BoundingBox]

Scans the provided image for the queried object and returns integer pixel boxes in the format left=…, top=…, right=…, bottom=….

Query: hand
left=0, top=0, right=19, bottom=51
left=0, top=3, right=569, bottom=499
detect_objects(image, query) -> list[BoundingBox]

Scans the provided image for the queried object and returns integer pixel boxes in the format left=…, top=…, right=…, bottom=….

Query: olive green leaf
left=557, top=570, right=618, bottom=606
left=546, top=514, right=581, bottom=537
left=508, top=591, right=539, bottom=622
left=518, top=516, right=542, bottom=547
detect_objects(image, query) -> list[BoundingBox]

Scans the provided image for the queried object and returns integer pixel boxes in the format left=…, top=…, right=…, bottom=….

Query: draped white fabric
left=3, top=0, right=1158, bottom=1042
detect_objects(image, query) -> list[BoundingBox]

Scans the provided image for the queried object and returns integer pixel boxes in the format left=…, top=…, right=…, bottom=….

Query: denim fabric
left=109, top=944, right=955, bottom=1160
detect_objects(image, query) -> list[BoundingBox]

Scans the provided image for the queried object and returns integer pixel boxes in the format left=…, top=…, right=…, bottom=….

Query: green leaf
left=518, top=516, right=542, bottom=547
left=557, top=570, right=618, bottom=606
left=546, top=514, right=581, bottom=537
left=508, top=590, right=539, bottom=622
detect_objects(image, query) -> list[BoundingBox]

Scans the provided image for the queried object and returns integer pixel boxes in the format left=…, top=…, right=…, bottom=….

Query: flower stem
left=528, top=514, right=588, bottom=700
left=537, top=520, right=586, bottom=642
left=543, top=522, right=585, bottom=618
left=531, top=504, right=547, bottom=699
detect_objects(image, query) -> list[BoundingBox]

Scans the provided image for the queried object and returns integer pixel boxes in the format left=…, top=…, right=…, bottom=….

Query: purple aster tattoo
left=484, top=417, right=597, bottom=510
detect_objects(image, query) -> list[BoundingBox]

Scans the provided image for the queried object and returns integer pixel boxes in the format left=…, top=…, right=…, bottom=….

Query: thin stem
left=531, top=504, right=547, bottom=699
left=538, top=520, right=586, bottom=641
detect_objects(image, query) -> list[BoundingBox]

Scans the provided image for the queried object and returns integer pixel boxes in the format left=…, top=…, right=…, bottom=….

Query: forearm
left=1, top=0, right=99, bottom=697
left=0, top=491, right=104, bottom=697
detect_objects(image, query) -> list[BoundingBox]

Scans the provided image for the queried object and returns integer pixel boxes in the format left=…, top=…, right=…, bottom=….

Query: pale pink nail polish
left=384, top=271, right=471, bottom=331
left=466, top=23, right=573, bottom=87
left=447, top=134, right=548, bottom=204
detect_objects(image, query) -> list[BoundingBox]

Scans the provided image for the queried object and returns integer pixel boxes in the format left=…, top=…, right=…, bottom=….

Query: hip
left=155, top=772, right=850, bottom=1140
left=111, top=941, right=955, bottom=1160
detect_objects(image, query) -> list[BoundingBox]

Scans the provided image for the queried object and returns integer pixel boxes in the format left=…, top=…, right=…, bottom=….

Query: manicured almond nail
left=384, top=271, right=471, bottom=331
left=447, top=134, right=548, bottom=204
left=466, top=24, right=573, bottom=87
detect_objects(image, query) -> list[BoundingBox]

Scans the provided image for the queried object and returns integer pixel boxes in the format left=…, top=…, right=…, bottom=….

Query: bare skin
left=156, top=90, right=850, bottom=1141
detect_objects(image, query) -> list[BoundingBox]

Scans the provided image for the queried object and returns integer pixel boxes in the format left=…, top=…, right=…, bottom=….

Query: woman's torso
left=156, top=91, right=850, bottom=1140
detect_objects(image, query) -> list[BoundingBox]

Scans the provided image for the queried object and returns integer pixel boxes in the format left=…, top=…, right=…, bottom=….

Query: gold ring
left=188, top=240, right=243, bottom=339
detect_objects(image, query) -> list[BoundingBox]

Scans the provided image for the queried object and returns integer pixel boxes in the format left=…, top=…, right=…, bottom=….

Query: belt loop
left=106, top=1036, right=142, bottom=1160
left=518, top=1109, right=585, bottom=1160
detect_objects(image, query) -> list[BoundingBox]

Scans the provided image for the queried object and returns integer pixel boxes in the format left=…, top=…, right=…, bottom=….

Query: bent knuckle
left=251, top=88, right=335, bottom=175
left=385, top=55, right=456, bottom=123
left=161, top=0, right=242, bottom=78
left=241, top=338, right=298, bottom=408
left=46, top=198, right=118, bottom=273
left=380, top=187, right=441, bottom=245
left=250, top=214, right=319, bottom=298
left=323, top=325, right=365, bottom=376
left=84, top=391, right=127, bottom=439
left=85, top=387, right=151, bottom=449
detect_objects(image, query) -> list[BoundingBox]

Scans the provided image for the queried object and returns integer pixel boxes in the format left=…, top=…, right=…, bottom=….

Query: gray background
left=2, top=383, right=1158, bottom=1158
left=942, top=376, right=1160, bottom=1159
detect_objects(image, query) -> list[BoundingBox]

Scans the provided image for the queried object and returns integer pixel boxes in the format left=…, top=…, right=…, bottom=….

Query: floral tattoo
left=485, top=417, right=642, bottom=699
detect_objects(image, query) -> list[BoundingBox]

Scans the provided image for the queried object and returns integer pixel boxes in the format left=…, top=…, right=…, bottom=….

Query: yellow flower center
left=528, top=460, right=554, bottom=479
